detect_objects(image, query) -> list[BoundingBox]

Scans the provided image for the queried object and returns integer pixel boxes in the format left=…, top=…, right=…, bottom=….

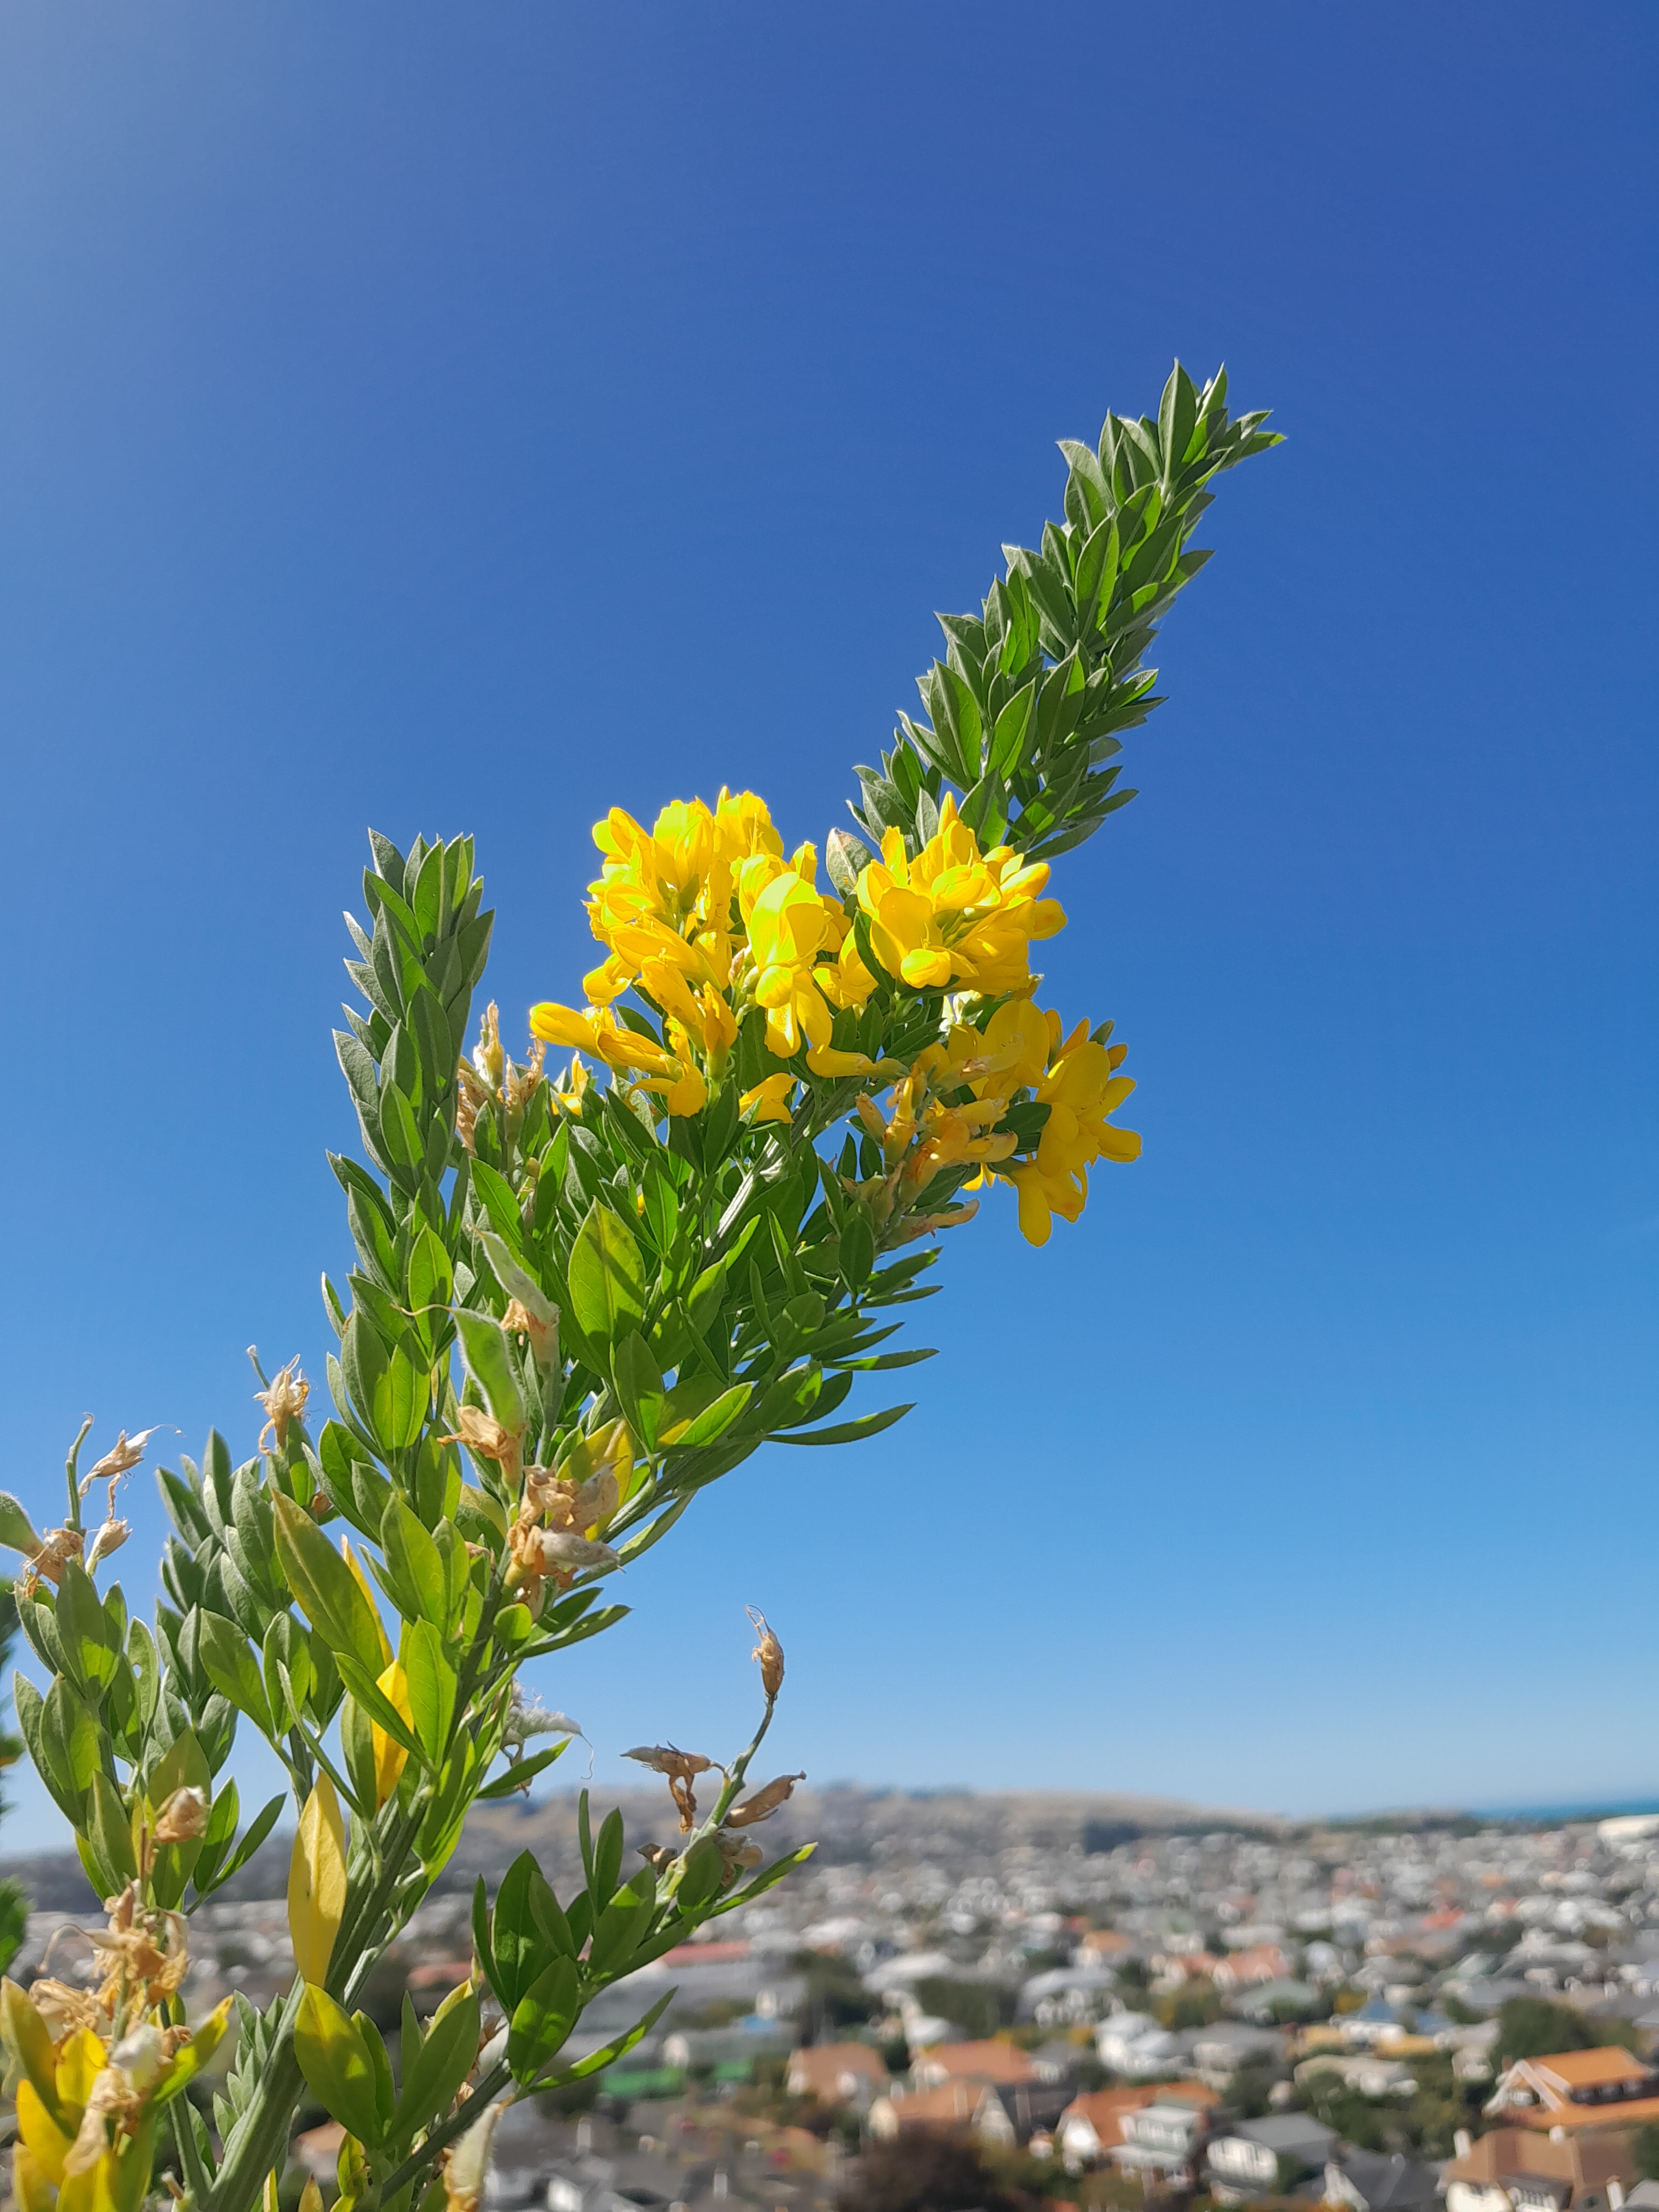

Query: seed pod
left=723, top=1772, right=805, bottom=1828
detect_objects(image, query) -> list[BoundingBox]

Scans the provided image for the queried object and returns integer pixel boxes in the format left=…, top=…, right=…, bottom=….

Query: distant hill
left=0, top=1783, right=1290, bottom=1912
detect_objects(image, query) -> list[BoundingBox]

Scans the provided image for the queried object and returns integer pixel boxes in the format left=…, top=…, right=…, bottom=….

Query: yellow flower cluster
left=528, top=788, right=1070, bottom=1126
left=857, top=797, right=1064, bottom=993
left=850, top=995, right=1140, bottom=1247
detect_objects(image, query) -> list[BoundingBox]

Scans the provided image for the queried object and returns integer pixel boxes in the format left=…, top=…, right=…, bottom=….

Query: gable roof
left=1057, top=2082, right=1218, bottom=2150
left=919, top=2040, right=1038, bottom=2085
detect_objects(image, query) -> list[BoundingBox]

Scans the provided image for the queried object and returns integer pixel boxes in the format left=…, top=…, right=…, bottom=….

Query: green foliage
left=911, top=1974, right=1018, bottom=2042
left=851, top=362, right=1279, bottom=863
left=1494, top=1997, right=1600, bottom=2068
left=1632, top=2123, right=1659, bottom=2182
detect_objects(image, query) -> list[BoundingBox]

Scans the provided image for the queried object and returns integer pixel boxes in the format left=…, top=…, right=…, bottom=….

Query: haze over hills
left=1, top=1784, right=1294, bottom=1911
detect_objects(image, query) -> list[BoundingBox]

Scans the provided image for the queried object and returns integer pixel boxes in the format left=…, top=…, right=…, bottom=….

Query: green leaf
left=507, top=1954, right=580, bottom=2082
left=567, top=1201, right=647, bottom=1348
left=197, top=1612, right=275, bottom=1738
left=196, top=1789, right=285, bottom=1898
left=453, top=1310, right=525, bottom=1434
left=0, top=1491, right=40, bottom=1555
left=374, top=1346, right=432, bottom=1452
left=475, top=1739, right=569, bottom=1800
left=406, top=1226, right=454, bottom=1348
left=40, top=1676, right=101, bottom=1825
left=610, top=1330, right=664, bottom=1451
left=402, top=1620, right=457, bottom=1761
left=381, top=1497, right=447, bottom=1628
left=271, top=1491, right=388, bottom=1677
left=88, top=1771, right=138, bottom=1886
left=772, top=1403, right=914, bottom=1446
left=391, top=1982, right=480, bottom=2143
left=294, top=1984, right=386, bottom=2147
left=488, top=1851, right=570, bottom=2011
left=56, top=1561, right=118, bottom=1697
left=533, top=1986, right=676, bottom=2088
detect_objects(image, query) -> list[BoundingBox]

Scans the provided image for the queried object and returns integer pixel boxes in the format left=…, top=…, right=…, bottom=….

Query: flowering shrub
left=0, top=366, right=1275, bottom=2212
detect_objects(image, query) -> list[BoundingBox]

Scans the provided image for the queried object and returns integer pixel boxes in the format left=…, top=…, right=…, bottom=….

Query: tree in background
left=842, top=2132, right=1038, bottom=2212
left=0, top=366, right=1277, bottom=2212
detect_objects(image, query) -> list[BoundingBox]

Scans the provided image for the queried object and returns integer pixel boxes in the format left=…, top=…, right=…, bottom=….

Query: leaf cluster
left=852, top=362, right=1279, bottom=861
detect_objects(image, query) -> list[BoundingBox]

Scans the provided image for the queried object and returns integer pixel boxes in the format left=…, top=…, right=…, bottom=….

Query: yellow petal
left=288, top=1774, right=348, bottom=1988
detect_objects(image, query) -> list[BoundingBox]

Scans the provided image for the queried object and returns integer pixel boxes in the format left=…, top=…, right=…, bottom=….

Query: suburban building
left=1109, top=2099, right=1217, bottom=2189
left=1096, top=2010, right=1184, bottom=2077
left=785, top=2043, right=889, bottom=2110
left=1055, top=2082, right=1217, bottom=2169
left=1213, top=1944, right=1291, bottom=1993
left=1443, top=2123, right=1639, bottom=2212
left=1190, top=2021, right=1283, bottom=2086
left=1205, top=2114, right=1338, bottom=2203
left=910, top=2039, right=1037, bottom=2091
left=1485, top=2050, right=1659, bottom=2134
left=1321, top=2150, right=1443, bottom=2212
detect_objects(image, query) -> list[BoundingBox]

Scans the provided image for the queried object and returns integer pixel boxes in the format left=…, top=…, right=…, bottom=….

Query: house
left=1484, top=2049, right=1659, bottom=2133
left=910, top=2039, right=1037, bottom=2091
left=1442, top=2124, right=1639, bottom=2212
left=867, top=2076, right=1065, bottom=2148
left=1079, top=1928, right=1134, bottom=1966
left=1205, top=2114, right=1338, bottom=2203
left=1055, top=2082, right=1217, bottom=2169
left=1190, top=2021, right=1284, bottom=2087
left=1320, top=2150, right=1442, bottom=2212
left=1214, top=1945, right=1292, bottom=1994
left=785, top=2043, right=889, bottom=2110
left=1096, top=2011, right=1185, bottom=2078
left=972, top=2081, right=1078, bottom=2151
left=1295, top=2051, right=1415, bottom=2099
left=1109, top=2099, right=1216, bottom=2189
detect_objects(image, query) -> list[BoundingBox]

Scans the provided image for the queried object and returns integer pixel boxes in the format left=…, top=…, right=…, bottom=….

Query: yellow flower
left=856, top=794, right=1065, bottom=994
left=744, top=871, right=838, bottom=1057
left=740, top=1073, right=796, bottom=1124
left=288, top=1774, right=347, bottom=1988
left=371, top=1661, right=414, bottom=1808
left=1002, top=1025, right=1140, bottom=1246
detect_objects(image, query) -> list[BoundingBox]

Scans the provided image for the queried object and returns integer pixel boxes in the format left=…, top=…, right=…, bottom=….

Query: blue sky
left=1, top=2, right=1655, bottom=1841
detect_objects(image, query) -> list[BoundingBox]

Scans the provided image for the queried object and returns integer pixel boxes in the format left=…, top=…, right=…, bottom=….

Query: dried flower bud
left=253, top=1356, right=310, bottom=1456
left=153, top=1787, right=209, bottom=1843
left=638, top=1843, right=678, bottom=1874
left=717, top=1834, right=764, bottom=1884
left=85, top=1518, right=130, bottom=1572
left=472, top=1002, right=506, bottom=1090
left=439, top=1405, right=521, bottom=1470
left=443, top=2101, right=503, bottom=2212
left=536, top=1530, right=619, bottom=1574
left=623, top=1746, right=714, bottom=1779
left=747, top=1607, right=784, bottom=1700
left=723, top=1772, right=805, bottom=1828
left=83, top=1426, right=167, bottom=1493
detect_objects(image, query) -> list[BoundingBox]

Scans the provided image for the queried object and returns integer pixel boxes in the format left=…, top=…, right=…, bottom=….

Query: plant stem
left=368, top=2057, right=512, bottom=2209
